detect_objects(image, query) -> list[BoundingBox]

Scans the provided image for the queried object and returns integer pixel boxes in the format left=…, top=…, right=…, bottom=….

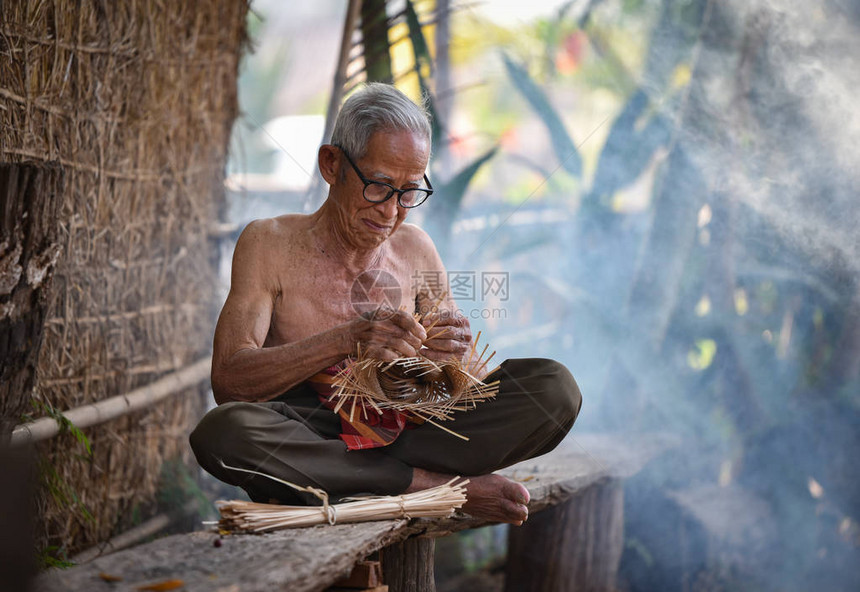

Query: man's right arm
left=210, top=220, right=353, bottom=404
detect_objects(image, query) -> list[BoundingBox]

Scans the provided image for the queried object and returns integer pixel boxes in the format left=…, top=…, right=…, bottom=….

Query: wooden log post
left=380, top=536, right=436, bottom=592
left=0, top=162, right=63, bottom=438
left=505, top=478, right=624, bottom=592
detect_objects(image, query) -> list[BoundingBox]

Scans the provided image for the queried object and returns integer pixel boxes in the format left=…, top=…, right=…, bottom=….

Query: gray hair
left=330, top=83, right=432, bottom=159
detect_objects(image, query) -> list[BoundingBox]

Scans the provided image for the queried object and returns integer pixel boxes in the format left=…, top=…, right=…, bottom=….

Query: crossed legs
left=190, top=358, right=582, bottom=521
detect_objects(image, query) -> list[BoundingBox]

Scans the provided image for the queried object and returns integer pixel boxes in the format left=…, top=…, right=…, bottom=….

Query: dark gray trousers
left=190, top=358, right=582, bottom=505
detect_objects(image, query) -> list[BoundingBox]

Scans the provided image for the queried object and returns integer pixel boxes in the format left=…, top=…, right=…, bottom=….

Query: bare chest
left=265, top=252, right=418, bottom=345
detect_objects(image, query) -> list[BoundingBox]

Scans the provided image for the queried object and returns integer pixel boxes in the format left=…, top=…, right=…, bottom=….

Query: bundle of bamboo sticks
left=217, top=478, right=468, bottom=533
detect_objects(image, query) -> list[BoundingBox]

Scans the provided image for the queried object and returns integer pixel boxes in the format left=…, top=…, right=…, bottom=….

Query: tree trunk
left=0, top=162, right=64, bottom=439
left=381, top=536, right=436, bottom=592
left=505, top=479, right=624, bottom=592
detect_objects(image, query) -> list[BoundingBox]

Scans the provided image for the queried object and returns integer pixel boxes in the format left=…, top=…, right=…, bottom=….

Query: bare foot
left=406, top=468, right=530, bottom=525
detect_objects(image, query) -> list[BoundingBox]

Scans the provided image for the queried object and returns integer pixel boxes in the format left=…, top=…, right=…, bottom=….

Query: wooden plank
left=36, top=433, right=675, bottom=591
left=38, top=521, right=411, bottom=592
left=72, top=500, right=199, bottom=564
left=410, top=432, right=677, bottom=538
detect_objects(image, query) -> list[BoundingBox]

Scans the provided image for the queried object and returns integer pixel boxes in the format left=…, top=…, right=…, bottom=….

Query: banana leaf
left=424, top=146, right=499, bottom=256
left=502, top=52, right=582, bottom=178
left=404, top=0, right=432, bottom=77
left=585, top=88, right=671, bottom=207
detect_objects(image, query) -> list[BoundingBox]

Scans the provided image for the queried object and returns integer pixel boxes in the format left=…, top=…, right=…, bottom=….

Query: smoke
left=694, top=0, right=860, bottom=281
left=447, top=0, right=860, bottom=589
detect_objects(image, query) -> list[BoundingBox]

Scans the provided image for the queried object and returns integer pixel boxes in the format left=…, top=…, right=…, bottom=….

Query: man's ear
left=318, top=144, right=341, bottom=185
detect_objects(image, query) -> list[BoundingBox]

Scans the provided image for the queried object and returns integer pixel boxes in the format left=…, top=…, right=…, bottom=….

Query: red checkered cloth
left=306, top=359, right=419, bottom=450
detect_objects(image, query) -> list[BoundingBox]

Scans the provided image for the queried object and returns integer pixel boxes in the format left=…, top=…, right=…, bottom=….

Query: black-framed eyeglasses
left=334, top=144, right=433, bottom=208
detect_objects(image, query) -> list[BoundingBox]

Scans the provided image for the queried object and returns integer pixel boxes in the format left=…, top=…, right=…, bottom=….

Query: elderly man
left=190, top=83, right=581, bottom=525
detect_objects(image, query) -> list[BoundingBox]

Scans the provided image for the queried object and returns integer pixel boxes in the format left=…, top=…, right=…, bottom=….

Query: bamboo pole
left=304, top=0, right=362, bottom=211
left=10, top=358, right=211, bottom=446
left=323, top=0, right=362, bottom=146
left=71, top=500, right=198, bottom=564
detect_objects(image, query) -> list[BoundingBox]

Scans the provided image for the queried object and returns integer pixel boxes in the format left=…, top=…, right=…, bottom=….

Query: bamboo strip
left=0, top=87, right=125, bottom=122
left=2, top=147, right=217, bottom=181
left=44, top=303, right=198, bottom=326
left=39, top=362, right=191, bottom=386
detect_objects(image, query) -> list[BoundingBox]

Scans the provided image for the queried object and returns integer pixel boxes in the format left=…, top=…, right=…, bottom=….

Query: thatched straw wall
left=0, top=1, right=249, bottom=556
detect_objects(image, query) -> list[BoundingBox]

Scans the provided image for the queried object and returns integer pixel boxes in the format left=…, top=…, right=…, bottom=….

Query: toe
left=500, top=499, right=528, bottom=523
left=502, top=479, right=530, bottom=505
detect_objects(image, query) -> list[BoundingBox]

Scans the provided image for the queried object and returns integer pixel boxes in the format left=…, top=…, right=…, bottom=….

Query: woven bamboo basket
left=331, top=328, right=500, bottom=439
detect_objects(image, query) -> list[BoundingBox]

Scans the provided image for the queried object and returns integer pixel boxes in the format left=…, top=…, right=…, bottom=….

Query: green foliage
left=157, top=459, right=216, bottom=521
left=231, top=9, right=292, bottom=176
left=438, top=147, right=499, bottom=213
left=457, top=526, right=506, bottom=573
left=404, top=0, right=432, bottom=78
left=622, top=0, right=647, bottom=13
left=424, top=146, right=499, bottom=254
left=626, top=536, right=655, bottom=567
left=361, top=0, right=394, bottom=83
left=501, top=52, right=583, bottom=178
left=38, top=456, right=94, bottom=525
left=238, top=11, right=290, bottom=122
left=403, top=0, right=444, bottom=159
left=585, top=88, right=670, bottom=208
left=26, top=400, right=94, bottom=571
left=35, top=456, right=92, bottom=571
left=37, top=545, right=75, bottom=570
left=31, top=399, right=91, bottom=456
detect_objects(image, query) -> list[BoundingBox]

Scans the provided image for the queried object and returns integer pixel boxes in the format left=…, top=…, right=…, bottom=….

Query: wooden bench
left=36, top=433, right=675, bottom=592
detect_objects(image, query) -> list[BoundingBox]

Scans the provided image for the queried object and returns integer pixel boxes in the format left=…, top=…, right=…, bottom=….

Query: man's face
left=333, top=130, right=430, bottom=248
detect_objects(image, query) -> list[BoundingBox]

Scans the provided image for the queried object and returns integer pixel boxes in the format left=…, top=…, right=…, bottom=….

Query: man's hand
left=349, top=308, right=427, bottom=362
left=419, top=311, right=472, bottom=363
